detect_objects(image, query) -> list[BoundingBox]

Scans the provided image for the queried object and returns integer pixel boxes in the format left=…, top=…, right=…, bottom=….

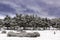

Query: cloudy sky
left=0, top=0, right=60, bottom=19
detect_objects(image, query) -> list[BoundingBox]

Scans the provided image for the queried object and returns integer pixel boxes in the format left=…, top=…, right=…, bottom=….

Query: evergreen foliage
left=0, top=14, right=60, bottom=30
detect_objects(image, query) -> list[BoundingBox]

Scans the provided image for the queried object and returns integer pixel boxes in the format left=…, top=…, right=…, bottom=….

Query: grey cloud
left=0, top=0, right=60, bottom=19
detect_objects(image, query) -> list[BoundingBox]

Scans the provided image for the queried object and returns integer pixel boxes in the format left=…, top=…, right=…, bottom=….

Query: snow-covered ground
left=0, top=30, right=60, bottom=40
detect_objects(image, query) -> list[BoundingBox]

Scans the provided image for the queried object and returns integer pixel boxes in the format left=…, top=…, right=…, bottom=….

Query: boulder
left=7, top=31, right=40, bottom=37
left=1, top=30, right=6, bottom=34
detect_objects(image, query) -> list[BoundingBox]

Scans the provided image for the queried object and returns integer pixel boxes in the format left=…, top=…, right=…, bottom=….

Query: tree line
left=0, top=14, right=60, bottom=30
